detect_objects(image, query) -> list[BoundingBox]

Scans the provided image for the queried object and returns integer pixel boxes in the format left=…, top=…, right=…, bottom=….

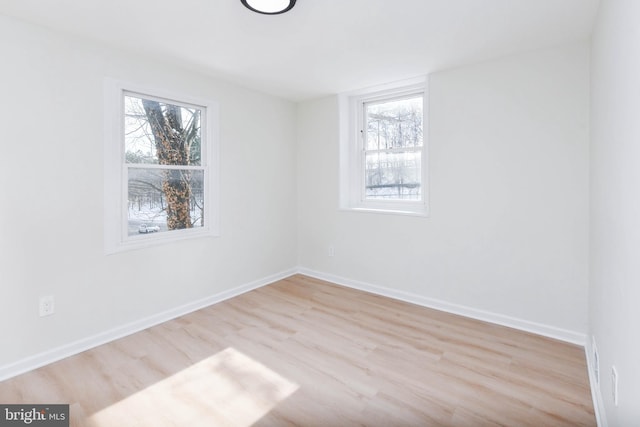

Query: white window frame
left=339, top=76, right=429, bottom=216
left=104, top=78, right=220, bottom=254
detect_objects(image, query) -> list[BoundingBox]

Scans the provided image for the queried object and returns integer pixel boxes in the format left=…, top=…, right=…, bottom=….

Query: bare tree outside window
left=364, top=95, right=423, bottom=200
left=124, top=94, right=205, bottom=236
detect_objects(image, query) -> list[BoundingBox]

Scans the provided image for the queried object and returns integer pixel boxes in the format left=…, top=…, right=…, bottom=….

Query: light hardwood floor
left=0, top=275, right=595, bottom=426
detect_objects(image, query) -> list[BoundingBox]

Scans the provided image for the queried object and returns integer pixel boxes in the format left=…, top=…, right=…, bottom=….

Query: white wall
left=297, top=43, right=590, bottom=340
left=0, top=15, right=297, bottom=370
left=590, top=0, right=640, bottom=424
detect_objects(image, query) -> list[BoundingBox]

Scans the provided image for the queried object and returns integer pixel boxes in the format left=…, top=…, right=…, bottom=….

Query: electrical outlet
left=328, top=245, right=335, bottom=257
left=611, top=366, right=619, bottom=407
left=39, top=296, right=55, bottom=317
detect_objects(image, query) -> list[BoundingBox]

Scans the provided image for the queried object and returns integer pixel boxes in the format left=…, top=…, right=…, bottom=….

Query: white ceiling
left=0, top=0, right=600, bottom=101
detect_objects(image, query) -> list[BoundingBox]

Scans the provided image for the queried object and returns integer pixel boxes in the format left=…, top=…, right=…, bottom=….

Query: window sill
left=105, top=227, right=218, bottom=255
left=339, top=206, right=429, bottom=218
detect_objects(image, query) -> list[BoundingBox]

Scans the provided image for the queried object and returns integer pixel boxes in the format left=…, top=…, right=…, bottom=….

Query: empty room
left=0, top=0, right=638, bottom=425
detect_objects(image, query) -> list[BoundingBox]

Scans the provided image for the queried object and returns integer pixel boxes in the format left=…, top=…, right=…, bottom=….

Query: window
left=104, top=80, right=219, bottom=253
left=339, top=77, right=428, bottom=216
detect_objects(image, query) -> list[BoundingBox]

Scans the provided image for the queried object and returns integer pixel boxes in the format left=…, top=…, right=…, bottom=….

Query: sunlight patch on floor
left=87, top=347, right=299, bottom=427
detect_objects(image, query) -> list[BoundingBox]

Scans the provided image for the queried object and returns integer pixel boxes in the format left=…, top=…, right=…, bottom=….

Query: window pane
left=124, top=94, right=202, bottom=166
left=365, top=151, right=421, bottom=200
left=365, top=95, right=423, bottom=151
left=128, top=168, right=205, bottom=236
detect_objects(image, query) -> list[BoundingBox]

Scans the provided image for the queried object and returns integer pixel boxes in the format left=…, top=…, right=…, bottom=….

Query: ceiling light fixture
left=241, top=0, right=296, bottom=15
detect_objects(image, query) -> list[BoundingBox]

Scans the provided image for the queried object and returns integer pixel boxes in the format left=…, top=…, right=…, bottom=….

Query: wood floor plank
left=0, top=275, right=595, bottom=426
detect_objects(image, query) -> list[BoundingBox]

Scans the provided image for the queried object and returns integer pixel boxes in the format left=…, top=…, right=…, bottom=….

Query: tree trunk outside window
left=141, top=100, right=193, bottom=230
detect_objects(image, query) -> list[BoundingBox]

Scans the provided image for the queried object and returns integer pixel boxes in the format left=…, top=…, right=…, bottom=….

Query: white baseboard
left=297, top=268, right=587, bottom=346
left=0, top=268, right=297, bottom=382
left=585, top=338, right=608, bottom=427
